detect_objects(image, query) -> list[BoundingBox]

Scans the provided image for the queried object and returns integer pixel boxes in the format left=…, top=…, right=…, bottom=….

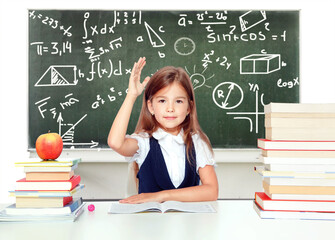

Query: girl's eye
left=176, top=100, right=183, bottom=104
left=158, top=99, right=166, bottom=103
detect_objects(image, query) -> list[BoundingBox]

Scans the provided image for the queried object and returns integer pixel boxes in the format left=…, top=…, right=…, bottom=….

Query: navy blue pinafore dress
left=137, top=137, right=200, bottom=194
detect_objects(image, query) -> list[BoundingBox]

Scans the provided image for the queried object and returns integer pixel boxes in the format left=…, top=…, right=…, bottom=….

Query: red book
left=16, top=175, right=81, bottom=191
left=257, top=139, right=335, bottom=151
left=255, top=192, right=335, bottom=212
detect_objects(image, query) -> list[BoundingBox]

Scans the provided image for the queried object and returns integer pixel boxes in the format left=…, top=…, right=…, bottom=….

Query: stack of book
left=254, top=102, right=335, bottom=220
left=0, top=158, right=85, bottom=222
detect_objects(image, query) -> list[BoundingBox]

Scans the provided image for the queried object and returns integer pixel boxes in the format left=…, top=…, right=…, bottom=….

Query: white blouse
left=126, top=128, right=215, bottom=188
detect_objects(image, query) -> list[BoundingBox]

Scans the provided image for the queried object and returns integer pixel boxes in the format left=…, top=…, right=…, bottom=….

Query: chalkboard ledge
left=28, top=149, right=261, bottom=163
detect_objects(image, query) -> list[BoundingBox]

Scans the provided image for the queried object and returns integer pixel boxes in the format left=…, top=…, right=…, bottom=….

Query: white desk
left=0, top=200, right=333, bottom=240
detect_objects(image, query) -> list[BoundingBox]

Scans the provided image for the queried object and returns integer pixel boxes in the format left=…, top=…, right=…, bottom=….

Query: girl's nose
left=167, top=103, right=174, bottom=112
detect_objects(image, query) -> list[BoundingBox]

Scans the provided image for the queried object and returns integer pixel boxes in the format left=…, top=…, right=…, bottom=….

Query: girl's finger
left=133, top=60, right=142, bottom=80
left=129, top=62, right=136, bottom=79
left=135, top=58, right=144, bottom=75
left=137, top=65, right=145, bottom=80
left=139, top=57, right=146, bottom=68
left=134, top=58, right=146, bottom=81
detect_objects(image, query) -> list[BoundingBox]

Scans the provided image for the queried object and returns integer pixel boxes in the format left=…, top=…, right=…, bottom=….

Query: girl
left=108, top=57, right=218, bottom=203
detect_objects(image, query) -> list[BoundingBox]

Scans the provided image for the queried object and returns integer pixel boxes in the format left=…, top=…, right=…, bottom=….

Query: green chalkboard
left=28, top=10, right=299, bottom=149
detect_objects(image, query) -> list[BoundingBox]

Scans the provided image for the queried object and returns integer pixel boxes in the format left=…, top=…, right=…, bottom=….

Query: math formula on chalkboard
left=28, top=10, right=299, bottom=149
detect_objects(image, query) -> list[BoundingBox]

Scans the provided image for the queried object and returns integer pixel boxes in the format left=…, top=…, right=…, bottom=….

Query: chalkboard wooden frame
left=28, top=10, right=299, bottom=150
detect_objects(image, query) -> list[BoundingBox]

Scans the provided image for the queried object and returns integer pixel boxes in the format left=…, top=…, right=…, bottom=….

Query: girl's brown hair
left=131, top=66, right=213, bottom=191
left=135, top=66, right=213, bottom=162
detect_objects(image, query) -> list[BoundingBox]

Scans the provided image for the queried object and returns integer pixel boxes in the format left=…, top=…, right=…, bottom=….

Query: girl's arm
left=107, top=57, right=150, bottom=157
left=119, top=165, right=219, bottom=203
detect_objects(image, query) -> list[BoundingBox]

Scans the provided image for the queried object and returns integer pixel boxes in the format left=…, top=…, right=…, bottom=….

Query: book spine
left=68, top=198, right=83, bottom=212
left=70, top=175, right=81, bottom=190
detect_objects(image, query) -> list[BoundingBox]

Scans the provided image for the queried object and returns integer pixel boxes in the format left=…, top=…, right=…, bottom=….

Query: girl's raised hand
left=127, top=57, right=150, bottom=97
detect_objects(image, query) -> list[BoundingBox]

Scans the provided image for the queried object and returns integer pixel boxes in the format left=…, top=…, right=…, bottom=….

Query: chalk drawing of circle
left=212, top=82, right=244, bottom=110
left=190, top=73, right=206, bottom=90
left=174, top=37, right=196, bottom=56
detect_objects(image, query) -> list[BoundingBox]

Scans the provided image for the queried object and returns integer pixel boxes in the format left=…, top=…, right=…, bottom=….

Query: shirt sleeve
left=192, top=134, right=215, bottom=172
left=125, top=132, right=150, bottom=167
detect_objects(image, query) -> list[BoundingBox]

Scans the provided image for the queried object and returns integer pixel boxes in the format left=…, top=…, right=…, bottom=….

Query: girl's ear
left=187, top=100, right=193, bottom=115
left=147, top=100, right=154, bottom=115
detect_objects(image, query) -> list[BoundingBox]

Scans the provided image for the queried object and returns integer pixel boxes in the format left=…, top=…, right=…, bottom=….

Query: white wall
left=1, top=0, right=335, bottom=203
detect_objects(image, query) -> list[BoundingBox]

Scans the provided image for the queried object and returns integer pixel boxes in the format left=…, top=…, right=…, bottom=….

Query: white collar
left=152, top=128, right=185, bottom=145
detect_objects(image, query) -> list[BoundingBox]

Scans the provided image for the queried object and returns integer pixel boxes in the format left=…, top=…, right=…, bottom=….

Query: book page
left=108, top=202, right=162, bottom=214
left=161, top=201, right=216, bottom=213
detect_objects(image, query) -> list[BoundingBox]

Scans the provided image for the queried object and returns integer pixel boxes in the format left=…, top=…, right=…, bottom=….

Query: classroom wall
left=1, top=0, right=334, bottom=203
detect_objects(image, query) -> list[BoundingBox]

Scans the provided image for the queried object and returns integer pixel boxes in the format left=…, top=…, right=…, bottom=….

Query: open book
left=108, top=201, right=216, bottom=214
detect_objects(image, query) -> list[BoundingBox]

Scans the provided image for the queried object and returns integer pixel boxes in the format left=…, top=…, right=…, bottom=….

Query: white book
left=255, top=166, right=335, bottom=178
left=0, top=203, right=85, bottom=222
left=260, top=155, right=335, bottom=165
left=266, top=113, right=335, bottom=118
left=262, top=149, right=335, bottom=158
left=108, top=201, right=216, bottom=214
left=264, top=103, right=335, bottom=114
left=4, top=198, right=83, bottom=216
left=257, top=139, right=335, bottom=150
left=265, top=117, right=335, bottom=128
left=256, top=192, right=335, bottom=212
left=264, top=163, right=335, bottom=173
left=264, top=177, right=335, bottom=186
left=9, top=184, right=85, bottom=198
left=264, top=191, right=335, bottom=201
left=253, top=201, right=335, bottom=220
left=265, top=127, right=335, bottom=141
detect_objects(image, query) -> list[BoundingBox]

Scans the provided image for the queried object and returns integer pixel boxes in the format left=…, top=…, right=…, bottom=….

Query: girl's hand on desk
left=119, top=192, right=165, bottom=204
left=127, top=57, right=150, bottom=98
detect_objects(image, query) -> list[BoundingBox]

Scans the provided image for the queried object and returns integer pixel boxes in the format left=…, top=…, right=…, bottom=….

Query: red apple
left=36, top=132, right=63, bottom=160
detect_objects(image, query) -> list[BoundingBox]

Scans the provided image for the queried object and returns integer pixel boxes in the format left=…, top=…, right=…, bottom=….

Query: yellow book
left=15, top=158, right=81, bottom=167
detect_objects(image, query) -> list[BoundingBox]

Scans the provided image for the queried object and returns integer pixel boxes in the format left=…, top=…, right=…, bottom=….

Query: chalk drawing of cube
left=240, top=54, right=281, bottom=74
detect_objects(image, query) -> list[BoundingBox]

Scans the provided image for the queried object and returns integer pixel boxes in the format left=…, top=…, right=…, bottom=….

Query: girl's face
left=147, top=82, right=190, bottom=135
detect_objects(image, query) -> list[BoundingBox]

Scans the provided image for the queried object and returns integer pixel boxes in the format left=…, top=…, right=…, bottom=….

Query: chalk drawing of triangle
left=35, top=65, right=73, bottom=87
left=144, top=21, right=165, bottom=48
left=51, top=67, right=70, bottom=85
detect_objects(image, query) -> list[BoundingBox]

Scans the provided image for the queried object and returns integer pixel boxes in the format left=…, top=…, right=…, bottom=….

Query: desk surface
left=0, top=200, right=333, bottom=240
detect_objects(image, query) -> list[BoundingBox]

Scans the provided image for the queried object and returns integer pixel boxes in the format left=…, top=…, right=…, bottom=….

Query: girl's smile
left=164, top=116, right=177, bottom=120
